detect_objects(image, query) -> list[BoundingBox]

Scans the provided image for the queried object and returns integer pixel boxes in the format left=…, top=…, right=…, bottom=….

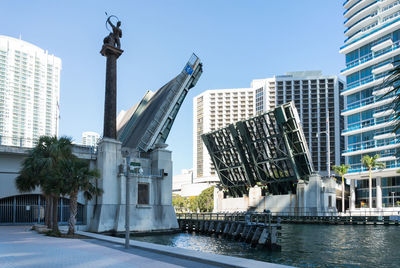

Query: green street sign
left=130, top=162, right=141, bottom=167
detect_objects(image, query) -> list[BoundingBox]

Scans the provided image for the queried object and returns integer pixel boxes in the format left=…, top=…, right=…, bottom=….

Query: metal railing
left=176, top=212, right=275, bottom=225
left=177, top=211, right=400, bottom=222
left=348, top=161, right=400, bottom=173
left=343, top=96, right=374, bottom=112
left=344, top=135, right=400, bottom=153
left=344, top=209, right=400, bottom=217
left=342, top=117, right=394, bottom=133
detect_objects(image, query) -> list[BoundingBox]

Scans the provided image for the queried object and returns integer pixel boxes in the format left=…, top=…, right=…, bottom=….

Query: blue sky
left=1, top=1, right=345, bottom=175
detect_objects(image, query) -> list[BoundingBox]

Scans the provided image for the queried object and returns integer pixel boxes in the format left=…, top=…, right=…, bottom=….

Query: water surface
left=132, top=224, right=400, bottom=268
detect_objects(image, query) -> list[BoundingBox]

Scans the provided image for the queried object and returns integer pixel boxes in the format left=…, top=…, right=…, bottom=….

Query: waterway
left=132, top=224, right=400, bottom=268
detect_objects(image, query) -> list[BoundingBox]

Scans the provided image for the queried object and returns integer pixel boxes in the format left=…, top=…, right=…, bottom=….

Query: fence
left=0, top=194, right=84, bottom=225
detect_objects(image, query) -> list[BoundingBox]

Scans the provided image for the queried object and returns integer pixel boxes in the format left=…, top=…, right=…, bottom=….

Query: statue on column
left=103, top=15, right=122, bottom=49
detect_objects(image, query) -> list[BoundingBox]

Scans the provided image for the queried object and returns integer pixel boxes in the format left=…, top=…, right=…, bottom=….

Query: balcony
left=342, top=96, right=374, bottom=114
left=341, top=76, right=385, bottom=96
left=343, top=136, right=400, bottom=156
left=342, top=96, right=395, bottom=116
left=345, top=1, right=379, bottom=28
left=372, top=62, right=394, bottom=74
left=344, top=0, right=359, bottom=9
left=344, top=0, right=375, bottom=19
left=374, top=132, right=396, bottom=140
left=341, top=17, right=400, bottom=52
left=374, top=108, right=395, bottom=118
left=373, top=86, right=394, bottom=96
left=342, top=118, right=396, bottom=136
left=344, top=12, right=378, bottom=37
left=341, top=40, right=400, bottom=75
left=347, top=161, right=400, bottom=173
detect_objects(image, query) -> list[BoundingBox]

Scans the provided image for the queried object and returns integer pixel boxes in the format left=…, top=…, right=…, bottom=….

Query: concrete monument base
left=88, top=139, right=178, bottom=233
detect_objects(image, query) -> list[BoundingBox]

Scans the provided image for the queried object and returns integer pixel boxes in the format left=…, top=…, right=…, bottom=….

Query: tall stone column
left=100, top=45, right=123, bottom=139
left=376, top=177, right=382, bottom=210
left=350, top=179, right=356, bottom=211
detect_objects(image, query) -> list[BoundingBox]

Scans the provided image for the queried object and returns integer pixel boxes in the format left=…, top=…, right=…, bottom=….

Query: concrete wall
left=89, top=141, right=178, bottom=232
left=214, top=174, right=338, bottom=216
left=0, top=147, right=93, bottom=205
left=0, top=142, right=178, bottom=232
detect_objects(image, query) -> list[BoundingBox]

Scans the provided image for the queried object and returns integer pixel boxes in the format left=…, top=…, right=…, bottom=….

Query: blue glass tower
left=341, top=0, right=400, bottom=212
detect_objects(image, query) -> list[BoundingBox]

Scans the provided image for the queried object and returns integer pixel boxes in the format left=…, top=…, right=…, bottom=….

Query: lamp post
left=316, top=109, right=330, bottom=178
left=316, top=130, right=330, bottom=178
left=392, top=192, right=395, bottom=207
left=125, top=156, right=130, bottom=249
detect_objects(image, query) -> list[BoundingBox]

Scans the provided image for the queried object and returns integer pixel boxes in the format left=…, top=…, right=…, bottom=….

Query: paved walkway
left=0, top=226, right=219, bottom=268
left=0, top=226, right=290, bottom=268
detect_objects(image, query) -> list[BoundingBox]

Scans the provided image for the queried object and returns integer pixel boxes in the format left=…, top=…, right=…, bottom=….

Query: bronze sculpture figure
left=103, top=15, right=122, bottom=49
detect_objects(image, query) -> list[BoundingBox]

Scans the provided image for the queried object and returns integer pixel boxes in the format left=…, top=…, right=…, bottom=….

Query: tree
left=187, top=196, right=198, bottom=212
left=381, top=63, right=400, bottom=131
left=332, top=164, right=350, bottom=213
left=15, top=136, right=74, bottom=233
left=197, top=186, right=214, bottom=212
left=172, top=194, right=187, bottom=212
left=16, top=148, right=52, bottom=227
left=361, top=154, right=385, bottom=209
left=61, top=157, right=102, bottom=235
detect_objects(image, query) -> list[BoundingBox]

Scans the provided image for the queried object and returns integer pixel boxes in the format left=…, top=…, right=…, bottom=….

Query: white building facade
left=0, top=36, right=61, bottom=147
left=82, top=131, right=100, bottom=147
left=172, top=169, right=193, bottom=194
left=340, top=0, right=400, bottom=212
left=193, top=87, right=255, bottom=181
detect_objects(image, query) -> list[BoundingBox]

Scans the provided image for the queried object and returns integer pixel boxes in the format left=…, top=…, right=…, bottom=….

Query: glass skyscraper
left=341, top=0, right=400, bottom=212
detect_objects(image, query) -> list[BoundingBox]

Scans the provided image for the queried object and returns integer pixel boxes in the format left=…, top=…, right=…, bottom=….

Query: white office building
left=0, top=35, right=61, bottom=147
left=82, top=131, right=100, bottom=147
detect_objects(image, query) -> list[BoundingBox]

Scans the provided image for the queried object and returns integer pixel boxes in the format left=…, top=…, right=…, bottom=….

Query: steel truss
left=202, top=102, right=314, bottom=196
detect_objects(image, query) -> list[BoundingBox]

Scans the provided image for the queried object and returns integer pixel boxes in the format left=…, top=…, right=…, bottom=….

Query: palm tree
left=381, top=62, right=400, bottom=131
left=15, top=136, right=74, bottom=233
left=16, top=142, right=54, bottom=228
left=361, top=154, right=385, bottom=209
left=332, top=164, right=350, bottom=213
left=61, top=157, right=102, bottom=235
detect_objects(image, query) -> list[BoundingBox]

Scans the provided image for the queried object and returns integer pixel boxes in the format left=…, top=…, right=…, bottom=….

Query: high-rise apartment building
left=0, top=36, right=61, bottom=147
left=82, top=131, right=100, bottom=147
left=273, top=71, right=344, bottom=176
left=341, top=0, right=400, bottom=211
left=193, top=88, right=255, bottom=180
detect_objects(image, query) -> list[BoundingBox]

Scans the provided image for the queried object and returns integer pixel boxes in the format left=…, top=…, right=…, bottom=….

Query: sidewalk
left=0, top=226, right=290, bottom=268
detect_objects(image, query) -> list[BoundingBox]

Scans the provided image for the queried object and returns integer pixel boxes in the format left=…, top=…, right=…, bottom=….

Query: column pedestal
left=89, top=138, right=123, bottom=232
left=350, top=179, right=356, bottom=211
left=376, top=177, right=382, bottom=210
left=100, top=44, right=123, bottom=139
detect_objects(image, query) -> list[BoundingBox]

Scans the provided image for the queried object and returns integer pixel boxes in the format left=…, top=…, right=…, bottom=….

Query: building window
left=328, top=195, right=332, bottom=207
left=138, top=183, right=149, bottom=205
